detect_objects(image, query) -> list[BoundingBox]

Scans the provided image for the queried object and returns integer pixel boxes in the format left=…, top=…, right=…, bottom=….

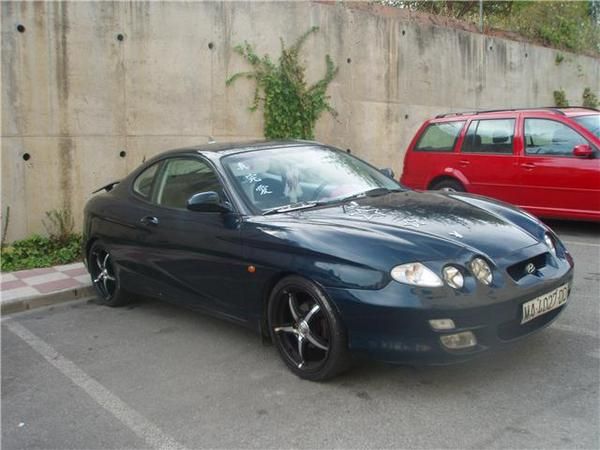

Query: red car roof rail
left=435, top=106, right=599, bottom=119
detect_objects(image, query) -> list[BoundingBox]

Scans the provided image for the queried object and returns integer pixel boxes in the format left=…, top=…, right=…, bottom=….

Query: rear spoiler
left=92, top=180, right=120, bottom=194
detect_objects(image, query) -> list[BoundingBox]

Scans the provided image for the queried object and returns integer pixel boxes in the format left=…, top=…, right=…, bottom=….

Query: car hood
left=268, top=191, right=539, bottom=260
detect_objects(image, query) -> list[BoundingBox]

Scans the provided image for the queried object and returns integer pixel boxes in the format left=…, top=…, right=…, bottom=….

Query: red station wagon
left=400, top=107, right=600, bottom=221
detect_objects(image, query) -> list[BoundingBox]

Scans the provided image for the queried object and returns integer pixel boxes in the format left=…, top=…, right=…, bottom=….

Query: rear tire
left=88, top=241, right=130, bottom=307
left=430, top=179, right=465, bottom=192
left=268, top=276, right=351, bottom=381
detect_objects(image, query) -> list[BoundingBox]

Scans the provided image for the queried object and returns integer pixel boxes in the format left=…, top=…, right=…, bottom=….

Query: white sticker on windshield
left=255, top=184, right=272, bottom=195
left=244, top=173, right=262, bottom=183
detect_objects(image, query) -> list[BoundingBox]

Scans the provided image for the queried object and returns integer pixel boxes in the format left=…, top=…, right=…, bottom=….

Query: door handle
left=140, top=216, right=159, bottom=226
left=521, top=163, right=535, bottom=170
left=459, top=160, right=470, bottom=167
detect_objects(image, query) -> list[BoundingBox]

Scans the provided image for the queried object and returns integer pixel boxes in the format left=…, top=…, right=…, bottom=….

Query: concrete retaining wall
left=2, top=1, right=599, bottom=241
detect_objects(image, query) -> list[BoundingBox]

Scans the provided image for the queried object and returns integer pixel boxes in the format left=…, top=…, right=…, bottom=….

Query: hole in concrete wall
left=346, top=148, right=351, bottom=154
left=525, top=52, right=528, bottom=58
left=119, top=151, right=127, bottom=158
left=347, top=58, right=351, bottom=64
left=208, top=42, right=214, bottom=50
left=17, top=24, right=25, bottom=33
left=489, top=45, right=493, bottom=51
left=117, top=33, right=124, bottom=41
left=404, top=114, right=409, bottom=119
left=402, top=30, right=406, bottom=36
left=22, top=153, right=31, bottom=161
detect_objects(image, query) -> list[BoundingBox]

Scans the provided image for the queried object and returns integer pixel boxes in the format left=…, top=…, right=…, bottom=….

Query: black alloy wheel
left=88, top=241, right=129, bottom=306
left=268, top=276, right=350, bottom=381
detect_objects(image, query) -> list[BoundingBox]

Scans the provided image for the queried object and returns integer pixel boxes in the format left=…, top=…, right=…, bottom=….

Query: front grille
left=507, top=252, right=549, bottom=282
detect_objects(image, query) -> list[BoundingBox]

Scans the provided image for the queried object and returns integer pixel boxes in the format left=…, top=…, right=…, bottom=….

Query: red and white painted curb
left=1, top=262, right=95, bottom=314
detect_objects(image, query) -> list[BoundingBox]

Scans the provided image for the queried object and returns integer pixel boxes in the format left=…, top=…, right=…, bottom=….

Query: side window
left=132, top=163, right=160, bottom=199
left=156, top=158, right=223, bottom=210
left=414, top=121, right=465, bottom=152
left=525, top=119, right=587, bottom=157
left=461, top=119, right=515, bottom=154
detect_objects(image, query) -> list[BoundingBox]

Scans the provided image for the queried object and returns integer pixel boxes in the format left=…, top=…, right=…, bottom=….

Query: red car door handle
left=140, top=216, right=159, bottom=226
left=459, top=160, right=470, bottom=167
left=521, top=163, right=535, bottom=170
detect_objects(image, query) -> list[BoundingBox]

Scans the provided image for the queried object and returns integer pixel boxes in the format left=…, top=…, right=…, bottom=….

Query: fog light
left=440, top=331, right=477, bottom=349
left=429, top=319, right=455, bottom=330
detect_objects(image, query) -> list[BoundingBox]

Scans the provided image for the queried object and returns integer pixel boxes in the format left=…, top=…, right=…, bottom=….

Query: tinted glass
left=461, top=119, right=515, bottom=154
left=414, top=122, right=465, bottom=152
left=525, top=119, right=587, bottom=157
left=573, top=114, right=600, bottom=138
left=132, top=163, right=159, bottom=199
left=156, top=158, right=222, bottom=209
left=223, top=146, right=402, bottom=212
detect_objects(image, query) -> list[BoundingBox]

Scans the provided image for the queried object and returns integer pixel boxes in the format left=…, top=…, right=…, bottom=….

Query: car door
left=138, top=156, right=247, bottom=321
left=518, top=116, right=600, bottom=218
left=457, top=116, right=522, bottom=203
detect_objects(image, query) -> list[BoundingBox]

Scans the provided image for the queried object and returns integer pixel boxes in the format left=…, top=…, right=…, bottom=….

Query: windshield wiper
left=335, top=187, right=403, bottom=203
left=262, top=201, right=320, bottom=216
left=262, top=188, right=403, bottom=216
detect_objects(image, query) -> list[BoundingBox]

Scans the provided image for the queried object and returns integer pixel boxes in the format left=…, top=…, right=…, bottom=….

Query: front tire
left=268, top=276, right=350, bottom=381
left=88, top=241, right=130, bottom=307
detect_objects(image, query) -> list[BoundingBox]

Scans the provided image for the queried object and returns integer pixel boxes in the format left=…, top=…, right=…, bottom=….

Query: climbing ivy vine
left=226, top=26, right=338, bottom=140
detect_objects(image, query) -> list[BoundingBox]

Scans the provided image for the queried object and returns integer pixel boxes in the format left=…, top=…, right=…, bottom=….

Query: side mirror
left=573, top=144, right=593, bottom=158
left=187, top=191, right=231, bottom=213
left=380, top=167, right=395, bottom=179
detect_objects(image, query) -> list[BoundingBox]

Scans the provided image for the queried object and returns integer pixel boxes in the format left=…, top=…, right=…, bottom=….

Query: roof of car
left=434, top=106, right=599, bottom=120
left=156, top=139, right=319, bottom=158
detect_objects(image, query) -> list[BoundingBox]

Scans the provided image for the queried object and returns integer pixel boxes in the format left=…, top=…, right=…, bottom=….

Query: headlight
left=391, top=263, right=443, bottom=287
left=470, top=257, right=493, bottom=285
left=442, top=266, right=464, bottom=289
left=544, top=233, right=556, bottom=256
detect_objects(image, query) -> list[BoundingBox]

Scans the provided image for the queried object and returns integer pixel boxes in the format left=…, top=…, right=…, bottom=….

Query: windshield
left=222, top=146, right=403, bottom=213
left=573, top=114, right=600, bottom=137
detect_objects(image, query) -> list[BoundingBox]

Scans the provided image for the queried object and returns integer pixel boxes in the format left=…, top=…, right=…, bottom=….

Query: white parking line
left=5, top=321, right=188, bottom=450
left=562, top=240, right=600, bottom=248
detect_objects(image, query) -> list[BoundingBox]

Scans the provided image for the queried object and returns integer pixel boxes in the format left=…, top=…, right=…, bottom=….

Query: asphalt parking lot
left=2, top=220, right=599, bottom=449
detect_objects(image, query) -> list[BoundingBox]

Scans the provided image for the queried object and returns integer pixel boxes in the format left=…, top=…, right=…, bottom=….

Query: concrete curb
left=1, top=285, right=96, bottom=315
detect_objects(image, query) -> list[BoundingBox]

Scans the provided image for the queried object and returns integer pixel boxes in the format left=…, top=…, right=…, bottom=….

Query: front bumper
left=327, top=246, right=574, bottom=365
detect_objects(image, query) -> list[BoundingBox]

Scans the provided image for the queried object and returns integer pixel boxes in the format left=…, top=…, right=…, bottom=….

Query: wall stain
left=52, top=1, right=72, bottom=211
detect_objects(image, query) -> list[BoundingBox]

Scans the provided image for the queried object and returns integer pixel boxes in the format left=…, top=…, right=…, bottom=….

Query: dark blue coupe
left=84, top=141, right=574, bottom=380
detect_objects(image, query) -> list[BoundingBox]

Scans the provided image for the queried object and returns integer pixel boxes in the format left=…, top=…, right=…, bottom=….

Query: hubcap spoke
left=93, top=274, right=103, bottom=284
left=304, top=304, right=320, bottom=323
left=274, top=325, right=298, bottom=335
left=102, top=253, right=110, bottom=269
left=105, top=274, right=116, bottom=281
left=102, top=277, right=110, bottom=296
left=288, top=292, right=301, bottom=321
left=95, top=254, right=103, bottom=269
left=305, top=331, right=328, bottom=351
left=297, top=336, right=306, bottom=368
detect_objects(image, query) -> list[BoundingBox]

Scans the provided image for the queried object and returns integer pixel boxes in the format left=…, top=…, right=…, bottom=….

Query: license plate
left=521, top=283, right=569, bottom=324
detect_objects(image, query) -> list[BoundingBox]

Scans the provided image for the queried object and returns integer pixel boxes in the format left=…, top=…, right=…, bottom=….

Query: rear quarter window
left=414, top=121, right=465, bottom=152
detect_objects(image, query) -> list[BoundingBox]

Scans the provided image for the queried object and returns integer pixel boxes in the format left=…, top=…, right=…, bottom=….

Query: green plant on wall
left=553, top=89, right=569, bottom=107
left=582, top=87, right=598, bottom=108
left=226, top=26, right=338, bottom=140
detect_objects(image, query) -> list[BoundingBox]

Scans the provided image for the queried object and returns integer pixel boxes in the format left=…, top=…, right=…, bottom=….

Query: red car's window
left=573, top=114, right=600, bottom=138
left=461, top=119, right=515, bottom=154
left=524, top=119, right=588, bottom=157
left=414, top=121, right=465, bottom=152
